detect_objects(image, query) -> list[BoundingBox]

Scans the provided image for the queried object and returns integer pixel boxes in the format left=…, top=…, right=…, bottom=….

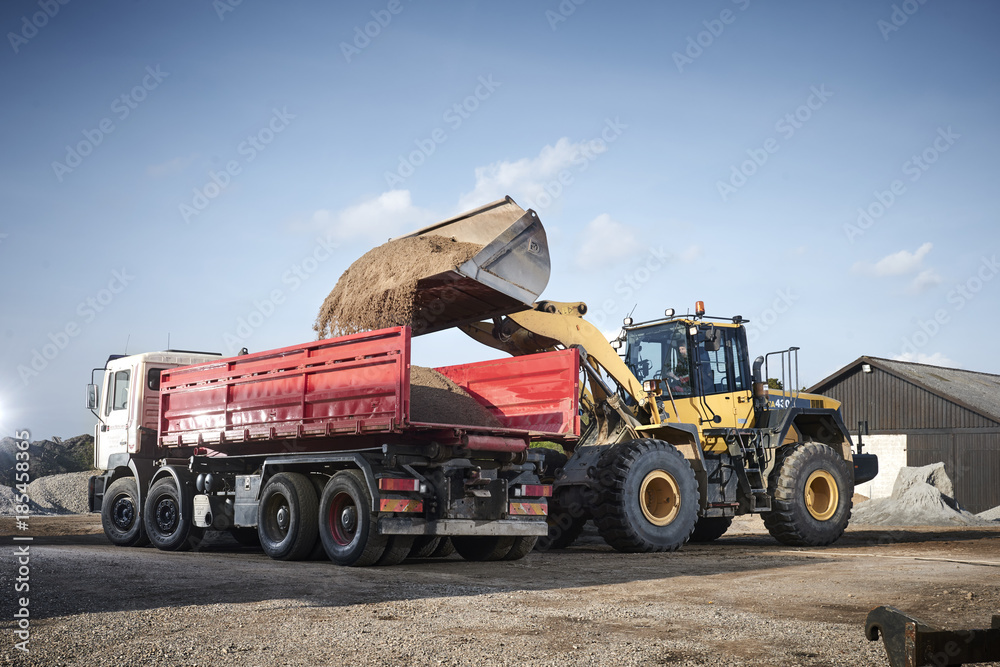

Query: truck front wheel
left=319, top=470, right=387, bottom=566
left=763, top=442, right=853, bottom=546
left=144, top=478, right=202, bottom=551
left=258, top=473, right=319, bottom=561
left=102, top=477, right=149, bottom=547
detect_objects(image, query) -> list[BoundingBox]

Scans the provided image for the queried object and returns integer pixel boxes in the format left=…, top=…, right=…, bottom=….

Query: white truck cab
left=88, top=350, right=221, bottom=470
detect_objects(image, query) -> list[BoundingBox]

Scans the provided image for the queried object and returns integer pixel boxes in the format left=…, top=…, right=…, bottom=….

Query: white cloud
left=893, top=351, right=957, bottom=367
left=313, top=190, right=435, bottom=242
left=910, top=268, right=943, bottom=293
left=577, top=214, right=639, bottom=267
left=457, top=137, right=595, bottom=211
left=873, top=242, right=933, bottom=276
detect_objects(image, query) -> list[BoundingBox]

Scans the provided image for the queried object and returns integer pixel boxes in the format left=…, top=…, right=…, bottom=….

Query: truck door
left=97, top=366, right=133, bottom=469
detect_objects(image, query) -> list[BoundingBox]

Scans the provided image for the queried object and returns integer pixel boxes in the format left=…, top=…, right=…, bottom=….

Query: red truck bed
left=158, top=326, right=580, bottom=454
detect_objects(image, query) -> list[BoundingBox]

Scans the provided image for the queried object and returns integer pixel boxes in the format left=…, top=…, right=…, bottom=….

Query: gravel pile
left=978, top=505, right=1000, bottom=522
left=0, top=471, right=93, bottom=516
left=314, top=234, right=483, bottom=339
left=850, top=463, right=992, bottom=527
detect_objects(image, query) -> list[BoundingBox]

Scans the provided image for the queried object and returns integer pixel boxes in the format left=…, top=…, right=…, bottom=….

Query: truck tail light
left=378, top=477, right=422, bottom=492
left=513, top=484, right=553, bottom=498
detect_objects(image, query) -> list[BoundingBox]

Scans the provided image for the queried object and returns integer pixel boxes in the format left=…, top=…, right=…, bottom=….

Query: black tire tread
left=689, top=516, right=733, bottom=543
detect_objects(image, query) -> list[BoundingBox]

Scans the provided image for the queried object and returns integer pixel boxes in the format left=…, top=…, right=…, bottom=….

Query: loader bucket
left=395, top=196, right=550, bottom=335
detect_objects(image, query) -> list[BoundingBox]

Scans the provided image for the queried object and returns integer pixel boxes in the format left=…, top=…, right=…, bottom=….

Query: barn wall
left=906, top=431, right=1000, bottom=514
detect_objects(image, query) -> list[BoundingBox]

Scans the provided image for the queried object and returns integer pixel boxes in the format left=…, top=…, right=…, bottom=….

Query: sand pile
left=978, top=505, right=1000, bottom=522
left=0, top=470, right=94, bottom=516
left=409, top=366, right=502, bottom=428
left=314, top=235, right=483, bottom=339
left=850, top=463, right=993, bottom=527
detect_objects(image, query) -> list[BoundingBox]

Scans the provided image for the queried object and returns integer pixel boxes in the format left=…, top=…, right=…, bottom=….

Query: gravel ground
left=0, top=472, right=93, bottom=516
left=2, top=516, right=998, bottom=666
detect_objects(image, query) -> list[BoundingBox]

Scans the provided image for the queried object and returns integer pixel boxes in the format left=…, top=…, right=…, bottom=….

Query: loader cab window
left=692, top=327, right=750, bottom=396
left=625, top=323, right=693, bottom=398
left=111, top=370, right=131, bottom=412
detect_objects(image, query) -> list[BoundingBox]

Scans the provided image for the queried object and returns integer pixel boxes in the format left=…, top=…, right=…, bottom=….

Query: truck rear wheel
left=144, top=478, right=202, bottom=552
left=319, top=470, right=387, bottom=566
left=502, top=536, right=537, bottom=560
left=689, top=516, right=733, bottom=543
left=593, top=439, right=699, bottom=553
left=763, top=442, right=853, bottom=546
left=102, top=477, right=149, bottom=547
left=258, top=473, right=319, bottom=561
left=452, top=536, right=515, bottom=562
left=408, top=536, right=441, bottom=559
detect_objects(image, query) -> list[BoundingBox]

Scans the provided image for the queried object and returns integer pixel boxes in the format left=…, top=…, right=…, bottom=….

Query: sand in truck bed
left=314, top=235, right=483, bottom=339
left=409, top=366, right=502, bottom=428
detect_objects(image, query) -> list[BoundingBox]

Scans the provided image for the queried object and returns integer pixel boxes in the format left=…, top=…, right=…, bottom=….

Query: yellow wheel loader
left=393, top=196, right=879, bottom=552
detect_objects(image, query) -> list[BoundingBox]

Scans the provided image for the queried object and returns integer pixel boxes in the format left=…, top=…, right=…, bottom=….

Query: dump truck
left=87, top=201, right=576, bottom=565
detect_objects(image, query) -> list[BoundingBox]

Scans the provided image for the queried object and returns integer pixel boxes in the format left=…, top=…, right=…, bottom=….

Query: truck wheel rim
left=155, top=498, right=179, bottom=533
left=805, top=470, right=838, bottom=521
left=639, top=470, right=680, bottom=526
left=329, top=493, right=358, bottom=546
left=112, top=495, right=135, bottom=530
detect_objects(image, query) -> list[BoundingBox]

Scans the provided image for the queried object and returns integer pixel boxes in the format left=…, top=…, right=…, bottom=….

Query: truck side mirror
left=87, top=384, right=99, bottom=411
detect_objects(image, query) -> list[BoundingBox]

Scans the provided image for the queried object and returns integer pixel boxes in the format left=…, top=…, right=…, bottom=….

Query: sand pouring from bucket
left=394, top=196, right=551, bottom=335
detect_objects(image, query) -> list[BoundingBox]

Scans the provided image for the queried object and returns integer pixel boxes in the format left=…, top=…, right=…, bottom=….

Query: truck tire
left=689, top=516, right=733, bottom=543
left=593, top=439, right=699, bottom=553
left=763, top=442, right=853, bottom=547
left=258, top=473, right=319, bottom=561
left=408, top=536, right=441, bottom=559
left=376, top=536, right=415, bottom=566
left=102, top=477, right=149, bottom=547
left=430, top=537, right=455, bottom=558
left=319, top=470, right=387, bottom=566
left=144, top=477, right=202, bottom=552
left=502, top=536, right=537, bottom=561
left=452, top=536, right=515, bottom=562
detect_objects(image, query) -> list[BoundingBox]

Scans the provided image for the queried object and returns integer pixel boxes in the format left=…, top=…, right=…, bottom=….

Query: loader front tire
left=594, top=439, right=699, bottom=553
left=763, top=442, right=853, bottom=547
left=102, top=477, right=149, bottom=547
left=319, top=470, right=387, bottom=566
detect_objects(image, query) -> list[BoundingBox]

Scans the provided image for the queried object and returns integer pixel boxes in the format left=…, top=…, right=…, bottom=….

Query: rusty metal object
left=865, top=605, right=1000, bottom=667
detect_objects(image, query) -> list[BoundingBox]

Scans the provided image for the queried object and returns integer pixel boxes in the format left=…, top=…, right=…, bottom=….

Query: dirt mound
left=850, top=463, right=992, bottom=527
left=409, top=366, right=501, bottom=428
left=314, top=235, right=483, bottom=338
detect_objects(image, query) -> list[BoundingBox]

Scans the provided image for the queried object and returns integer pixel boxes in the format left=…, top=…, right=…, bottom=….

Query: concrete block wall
left=854, top=434, right=906, bottom=499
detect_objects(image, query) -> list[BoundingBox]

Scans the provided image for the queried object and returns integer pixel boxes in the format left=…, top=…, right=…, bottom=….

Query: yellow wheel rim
left=639, top=470, right=681, bottom=526
left=805, top=470, right=839, bottom=521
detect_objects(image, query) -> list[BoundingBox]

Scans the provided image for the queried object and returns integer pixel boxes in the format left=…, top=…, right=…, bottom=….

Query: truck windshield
left=624, top=322, right=692, bottom=397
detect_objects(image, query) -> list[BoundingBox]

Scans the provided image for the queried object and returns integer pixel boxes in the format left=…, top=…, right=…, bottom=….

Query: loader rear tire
left=258, top=473, right=319, bottom=561
left=689, top=516, right=733, bottom=543
left=319, top=470, right=387, bottom=566
left=102, top=477, right=149, bottom=548
left=452, top=536, right=515, bottom=562
left=593, top=439, right=699, bottom=553
left=763, top=442, right=853, bottom=547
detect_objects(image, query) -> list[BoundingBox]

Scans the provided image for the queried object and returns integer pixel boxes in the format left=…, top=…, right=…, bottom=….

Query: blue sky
left=2, top=0, right=998, bottom=439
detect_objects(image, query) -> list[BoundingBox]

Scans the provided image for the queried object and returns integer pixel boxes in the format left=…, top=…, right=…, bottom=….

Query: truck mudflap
left=378, top=518, right=548, bottom=537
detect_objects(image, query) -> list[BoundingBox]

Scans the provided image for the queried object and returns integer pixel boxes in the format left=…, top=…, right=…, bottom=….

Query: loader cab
left=622, top=312, right=754, bottom=431
left=88, top=350, right=221, bottom=470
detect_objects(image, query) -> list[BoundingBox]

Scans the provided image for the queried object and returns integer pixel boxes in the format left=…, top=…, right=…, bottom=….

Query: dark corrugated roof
left=810, top=356, right=1000, bottom=425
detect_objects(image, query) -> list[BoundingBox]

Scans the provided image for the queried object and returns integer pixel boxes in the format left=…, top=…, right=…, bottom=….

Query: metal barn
left=808, top=356, right=1000, bottom=514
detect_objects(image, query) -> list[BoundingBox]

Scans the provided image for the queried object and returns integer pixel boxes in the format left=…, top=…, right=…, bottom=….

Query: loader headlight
left=623, top=317, right=633, bottom=326
left=664, top=308, right=675, bottom=318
